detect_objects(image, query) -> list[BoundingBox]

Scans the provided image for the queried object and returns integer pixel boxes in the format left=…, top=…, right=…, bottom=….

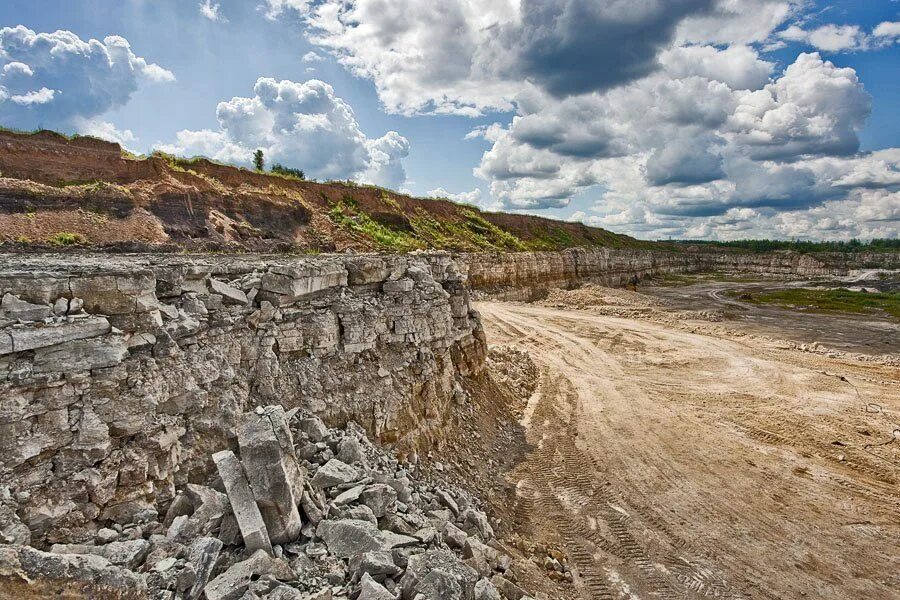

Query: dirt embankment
left=0, top=129, right=644, bottom=253
left=473, top=289, right=900, bottom=600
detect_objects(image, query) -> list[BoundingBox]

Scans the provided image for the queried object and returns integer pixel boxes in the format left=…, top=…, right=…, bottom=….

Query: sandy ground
left=478, top=298, right=900, bottom=600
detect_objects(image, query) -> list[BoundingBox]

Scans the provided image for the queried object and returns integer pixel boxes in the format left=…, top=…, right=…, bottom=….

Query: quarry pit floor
left=478, top=298, right=900, bottom=600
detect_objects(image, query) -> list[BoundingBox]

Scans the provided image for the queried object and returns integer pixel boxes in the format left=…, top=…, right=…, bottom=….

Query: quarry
left=1, top=132, right=899, bottom=600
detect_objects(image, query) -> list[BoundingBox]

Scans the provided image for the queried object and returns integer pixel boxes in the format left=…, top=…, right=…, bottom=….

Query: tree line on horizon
left=671, top=238, right=900, bottom=253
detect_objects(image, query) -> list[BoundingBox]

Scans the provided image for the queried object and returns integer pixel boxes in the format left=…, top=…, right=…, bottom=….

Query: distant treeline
left=670, top=238, right=900, bottom=253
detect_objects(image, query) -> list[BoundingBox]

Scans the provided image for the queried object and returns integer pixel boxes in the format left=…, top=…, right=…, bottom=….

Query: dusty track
left=479, top=301, right=900, bottom=599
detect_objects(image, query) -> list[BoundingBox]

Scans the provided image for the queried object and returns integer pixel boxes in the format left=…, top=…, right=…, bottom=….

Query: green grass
left=47, top=232, right=84, bottom=246
left=328, top=197, right=424, bottom=251
left=732, top=287, right=900, bottom=320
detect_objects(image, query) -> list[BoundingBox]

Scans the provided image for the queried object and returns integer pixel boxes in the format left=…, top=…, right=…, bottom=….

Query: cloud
left=271, top=0, right=724, bottom=115
left=778, top=24, right=868, bottom=51
left=777, top=20, right=900, bottom=52
left=427, top=187, right=484, bottom=206
left=199, top=1, right=227, bottom=23
left=0, top=26, right=174, bottom=130
left=157, top=78, right=410, bottom=188
left=302, top=51, right=323, bottom=62
left=73, top=118, right=137, bottom=147
left=873, top=21, right=900, bottom=40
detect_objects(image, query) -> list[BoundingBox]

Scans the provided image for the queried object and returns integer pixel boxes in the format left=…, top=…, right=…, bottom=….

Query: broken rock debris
left=1, top=408, right=534, bottom=599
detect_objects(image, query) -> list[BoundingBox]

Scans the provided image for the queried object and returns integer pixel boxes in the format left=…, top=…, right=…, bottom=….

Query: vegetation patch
left=47, top=231, right=84, bottom=246
left=328, top=196, right=424, bottom=251
left=731, top=287, right=900, bottom=320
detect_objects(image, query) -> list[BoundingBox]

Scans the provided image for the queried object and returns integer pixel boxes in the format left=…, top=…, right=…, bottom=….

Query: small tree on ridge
left=253, top=149, right=265, bottom=171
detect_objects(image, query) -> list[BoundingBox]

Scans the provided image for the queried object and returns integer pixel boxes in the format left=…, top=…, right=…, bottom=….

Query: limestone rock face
left=458, top=247, right=889, bottom=299
left=0, top=252, right=485, bottom=545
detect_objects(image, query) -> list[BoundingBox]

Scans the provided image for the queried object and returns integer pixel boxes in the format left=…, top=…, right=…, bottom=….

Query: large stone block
left=236, top=406, right=303, bottom=545
left=212, top=450, right=272, bottom=555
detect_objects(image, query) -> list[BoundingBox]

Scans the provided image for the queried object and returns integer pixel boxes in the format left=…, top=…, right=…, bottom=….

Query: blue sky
left=0, top=1, right=898, bottom=240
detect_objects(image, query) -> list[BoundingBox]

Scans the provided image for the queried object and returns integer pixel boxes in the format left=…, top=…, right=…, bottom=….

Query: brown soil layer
left=0, top=129, right=644, bottom=253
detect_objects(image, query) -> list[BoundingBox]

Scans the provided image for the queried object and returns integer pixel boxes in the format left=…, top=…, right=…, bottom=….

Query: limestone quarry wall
left=0, top=252, right=485, bottom=545
left=459, top=248, right=900, bottom=298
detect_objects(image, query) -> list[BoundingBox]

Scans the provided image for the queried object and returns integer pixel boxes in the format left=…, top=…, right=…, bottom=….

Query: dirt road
left=479, top=301, right=900, bottom=599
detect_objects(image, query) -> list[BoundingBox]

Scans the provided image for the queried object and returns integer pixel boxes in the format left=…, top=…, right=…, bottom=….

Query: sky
left=0, top=1, right=898, bottom=241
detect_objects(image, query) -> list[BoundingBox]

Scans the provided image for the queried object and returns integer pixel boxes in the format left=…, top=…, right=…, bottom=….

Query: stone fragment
left=360, top=484, right=397, bottom=518
left=204, top=549, right=294, bottom=600
left=357, top=572, right=394, bottom=600
left=213, top=450, right=273, bottom=554
left=316, top=519, right=383, bottom=558
left=310, top=459, right=362, bottom=489
left=350, top=550, right=401, bottom=582
left=4, top=316, right=111, bottom=354
left=333, top=484, right=365, bottom=506
left=297, top=416, right=328, bottom=442
left=1, top=292, right=51, bottom=321
left=383, top=279, right=414, bottom=293
left=300, top=490, right=324, bottom=526
left=218, top=512, right=243, bottom=546
left=461, top=507, right=494, bottom=540
left=444, top=522, right=468, bottom=550
left=33, top=335, right=128, bottom=373
left=316, top=519, right=415, bottom=560
left=52, top=297, right=69, bottom=316
left=50, top=539, right=150, bottom=570
left=435, top=489, right=459, bottom=516
left=163, top=493, right=194, bottom=528
left=186, top=536, right=223, bottom=600
left=96, top=527, right=119, bottom=544
left=184, top=483, right=230, bottom=531
left=237, top=406, right=304, bottom=544
left=0, top=544, right=146, bottom=599
left=208, top=278, right=249, bottom=305
left=491, top=575, right=528, bottom=600
left=336, top=436, right=367, bottom=467
left=400, top=549, right=479, bottom=600
left=474, top=578, right=501, bottom=600
left=0, top=503, right=31, bottom=545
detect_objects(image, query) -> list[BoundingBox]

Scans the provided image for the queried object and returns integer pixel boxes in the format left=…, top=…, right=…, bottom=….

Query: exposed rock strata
left=0, top=252, right=485, bottom=545
left=459, top=248, right=900, bottom=298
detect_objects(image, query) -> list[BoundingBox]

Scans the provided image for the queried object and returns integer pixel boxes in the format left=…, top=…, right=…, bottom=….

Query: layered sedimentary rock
left=0, top=252, right=485, bottom=545
left=459, top=248, right=900, bottom=298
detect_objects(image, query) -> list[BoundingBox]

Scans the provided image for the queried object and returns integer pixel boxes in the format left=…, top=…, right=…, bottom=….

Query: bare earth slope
left=479, top=301, right=900, bottom=600
left=0, top=130, right=644, bottom=252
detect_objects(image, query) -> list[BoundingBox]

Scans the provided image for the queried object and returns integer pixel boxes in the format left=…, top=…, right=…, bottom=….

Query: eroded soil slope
left=480, top=300, right=900, bottom=599
left=0, top=130, right=641, bottom=252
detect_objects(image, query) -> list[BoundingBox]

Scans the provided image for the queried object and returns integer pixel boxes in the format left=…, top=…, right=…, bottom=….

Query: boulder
left=212, top=450, right=273, bottom=554
left=50, top=539, right=150, bottom=570
left=316, top=519, right=383, bottom=559
left=310, top=459, right=362, bottom=489
left=0, top=544, right=147, bottom=599
left=400, top=549, right=478, bottom=600
left=349, top=550, right=401, bottom=582
left=1, top=293, right=51, bottom=321
left=357, top=572, right=394, bottom=600
left=237, top=407, right=304, bottom=544
left=474, top=578, right=501, bottom=600
left=208, top=278, right=249, bottom=306
left=204, top=549, right=294, bottom=600
left=360, top=484, right=397, bottom=518
left=186, top=536, right=223, bottom=600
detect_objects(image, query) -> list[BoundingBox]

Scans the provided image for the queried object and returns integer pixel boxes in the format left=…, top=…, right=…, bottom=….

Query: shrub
left=47, top=232, right=84, bottom=245
left=271, top=163, right=305, bottom=180
left=253, top=149, right=265, bottom=172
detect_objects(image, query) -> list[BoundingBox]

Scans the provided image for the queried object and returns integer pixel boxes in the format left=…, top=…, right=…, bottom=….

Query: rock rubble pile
left=0, top=405, right=535, bottom=600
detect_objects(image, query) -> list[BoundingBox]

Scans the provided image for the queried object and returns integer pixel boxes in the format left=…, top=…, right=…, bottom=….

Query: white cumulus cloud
left=157, top=78, right=410, bottom=188
left=0, top=26, right=174, bottom=131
